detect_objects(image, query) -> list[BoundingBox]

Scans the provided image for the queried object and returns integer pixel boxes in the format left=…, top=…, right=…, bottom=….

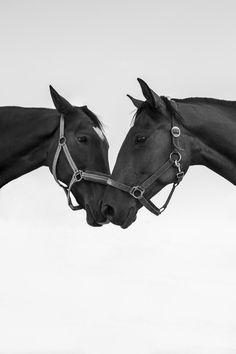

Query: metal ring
left=170, top=151, right=182, bottom=163
left=74, top=170, right=83, bottom=182
left=171, top=126, right=181, bottom=137
left=130, top=186, right=145, bottom=199
left=59, top=136, right=66, bottom=145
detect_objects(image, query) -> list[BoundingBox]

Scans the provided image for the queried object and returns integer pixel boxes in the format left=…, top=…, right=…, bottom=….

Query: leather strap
left=138, top=182, right=177, bottom=215
left=107, top=178, right=132, bottom=193
left=140, top=159, right=173, bottom=190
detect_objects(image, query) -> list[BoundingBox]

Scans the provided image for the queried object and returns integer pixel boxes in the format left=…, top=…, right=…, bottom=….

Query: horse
left=102, top=78, right=236, bottom=228
left=0, top=86, right=110, bottom=226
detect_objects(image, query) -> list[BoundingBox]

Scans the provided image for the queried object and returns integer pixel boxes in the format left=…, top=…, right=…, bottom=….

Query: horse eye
left=77, top=136, right=87, bottom=143
left=135, top=136, right=147, bottom=144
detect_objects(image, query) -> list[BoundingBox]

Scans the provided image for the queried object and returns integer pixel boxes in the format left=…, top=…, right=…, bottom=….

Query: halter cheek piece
left=106, top=99, right=185, bottom=216
left=52, top=114, right=110, bottom=210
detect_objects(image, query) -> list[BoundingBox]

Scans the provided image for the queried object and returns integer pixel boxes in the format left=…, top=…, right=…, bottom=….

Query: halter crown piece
left=107, top=98, right=185, bottom=216
left=52, top=114, right=110, bottom=210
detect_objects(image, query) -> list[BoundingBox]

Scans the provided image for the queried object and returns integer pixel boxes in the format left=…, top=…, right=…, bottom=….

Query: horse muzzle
left=85, top=202, right=109, bottom=227
left=101, top=190, right=138, bottom=228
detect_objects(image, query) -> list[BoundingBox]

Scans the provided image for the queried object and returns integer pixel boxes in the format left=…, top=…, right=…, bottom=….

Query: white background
left=0, top=1, right=235, bottom=353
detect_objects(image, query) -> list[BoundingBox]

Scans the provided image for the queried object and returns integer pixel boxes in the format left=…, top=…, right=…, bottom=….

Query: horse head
left=48, top=86, right=110, bottom=227
left=102, top=79, right=191, bottom=228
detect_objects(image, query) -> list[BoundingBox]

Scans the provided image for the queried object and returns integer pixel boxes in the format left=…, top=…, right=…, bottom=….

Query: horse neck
left=0, top=107, right=59, bottom=187
left=177, top=99, right=236, bottom=185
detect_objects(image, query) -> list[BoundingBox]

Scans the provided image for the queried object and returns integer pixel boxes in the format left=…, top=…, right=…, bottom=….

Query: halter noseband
left=52, top=114, right=110, bottom=210
left=106, top=99, right=185, bottom=216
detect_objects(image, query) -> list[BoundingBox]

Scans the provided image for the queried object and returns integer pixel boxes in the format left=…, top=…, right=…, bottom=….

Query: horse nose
left=102, top=203, right=115, bottom=220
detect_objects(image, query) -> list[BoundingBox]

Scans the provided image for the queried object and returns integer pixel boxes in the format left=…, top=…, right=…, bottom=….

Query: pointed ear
left=49, top=85, right=74, bottom=115
left=127, top=94, right=143, bottom=109
left=137, top=78, right=165, bottom=111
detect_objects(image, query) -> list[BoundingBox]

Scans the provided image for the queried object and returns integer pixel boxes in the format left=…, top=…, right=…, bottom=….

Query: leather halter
left=106, top=99, right=185, bottom=216
left=52, top=114, right=110, bottom=210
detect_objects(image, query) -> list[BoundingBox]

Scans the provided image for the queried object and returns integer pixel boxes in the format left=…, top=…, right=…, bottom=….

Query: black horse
left=102, top=78, right=236, bottom=228
left=0, top=86, right=110, bottom=226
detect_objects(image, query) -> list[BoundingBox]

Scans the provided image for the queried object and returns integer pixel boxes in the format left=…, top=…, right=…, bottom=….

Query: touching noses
left=101, top=203, right=116, bottom=221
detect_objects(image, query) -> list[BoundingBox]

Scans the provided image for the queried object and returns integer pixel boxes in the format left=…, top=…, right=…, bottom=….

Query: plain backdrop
left=0, top=0, right=235, bottom=353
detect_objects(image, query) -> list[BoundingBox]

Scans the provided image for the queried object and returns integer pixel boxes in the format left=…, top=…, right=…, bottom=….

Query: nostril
left=102, top=204, right=115, bottom=219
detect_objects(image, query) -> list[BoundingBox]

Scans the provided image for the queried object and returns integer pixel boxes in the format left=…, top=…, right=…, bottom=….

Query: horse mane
left=173, top=97, right=236, bottom=107
left=131, top=96, right=236, bottom=125
left=80, top=105, right=104, bottom=131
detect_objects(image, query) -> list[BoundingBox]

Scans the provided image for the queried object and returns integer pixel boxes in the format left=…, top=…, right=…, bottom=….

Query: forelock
left=80, top=105, right=104, bottom=131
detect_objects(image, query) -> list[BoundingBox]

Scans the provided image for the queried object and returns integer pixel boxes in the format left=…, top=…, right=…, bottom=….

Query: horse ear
left=127, top=94, right=143, bottom=109
left=49, top=85, right=74, bottom=115
left=137, top=78, right=165, bottom=111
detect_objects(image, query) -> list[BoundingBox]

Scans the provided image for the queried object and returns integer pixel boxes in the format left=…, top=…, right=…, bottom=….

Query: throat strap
left=138, top=182, right=177, bottom=215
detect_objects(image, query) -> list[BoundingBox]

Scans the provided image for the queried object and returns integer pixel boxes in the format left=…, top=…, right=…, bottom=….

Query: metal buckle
left=74, top=170, right=83, bottom=182
left=177, top=171, right=184, bottom=179
left=174, top=160, right=184, bottom=180
left=130, top=186, right=145, bottom=199
left=171, top=126, right=181, bottom=137
left=170, top=151, right=181, bottom=163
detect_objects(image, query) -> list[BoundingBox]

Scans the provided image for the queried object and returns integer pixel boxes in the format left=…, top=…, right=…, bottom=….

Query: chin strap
left=106, top=99, right=185, bottom=216
left=52, top=115, right=110, bottom=210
